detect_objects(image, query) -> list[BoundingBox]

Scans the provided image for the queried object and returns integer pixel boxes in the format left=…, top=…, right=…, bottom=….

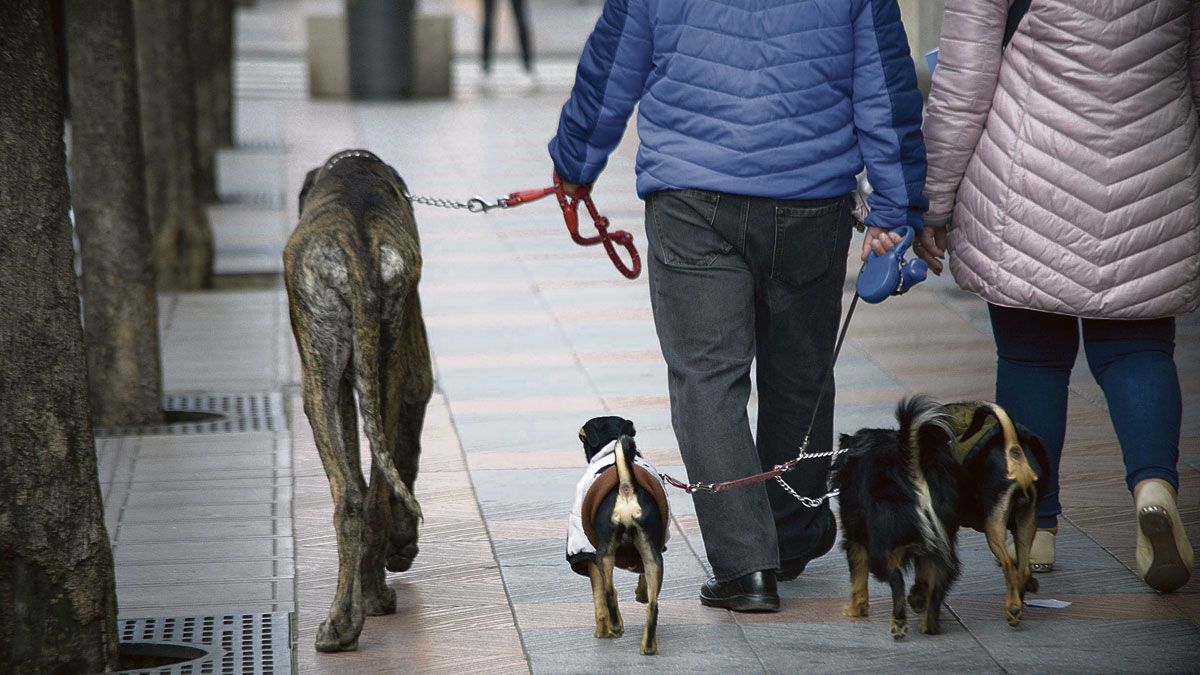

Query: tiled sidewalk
left=277, top=91, right=1200, bottom=672
left=122, top=1, right=1200, bottom=672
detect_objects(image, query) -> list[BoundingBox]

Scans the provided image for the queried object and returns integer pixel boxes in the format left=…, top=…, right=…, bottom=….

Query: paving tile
left=521, top=625, right=762, bottom=674
left=743, top=622, right=1002, bottom=674
left=963, top=619, right=1200, bottom=674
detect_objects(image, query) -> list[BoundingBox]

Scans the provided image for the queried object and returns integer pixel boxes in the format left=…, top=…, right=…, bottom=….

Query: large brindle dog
left=285, top=149, right=433, bottom=652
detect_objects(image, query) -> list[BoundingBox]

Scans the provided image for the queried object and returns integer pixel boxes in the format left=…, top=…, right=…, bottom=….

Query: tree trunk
left=0, top=2, right=120, bottom=673
left=68, top=0, right=165, bottom=428
left=133, top=0, right=214, bottom=290
left=191, top=0, right=236, bottom=202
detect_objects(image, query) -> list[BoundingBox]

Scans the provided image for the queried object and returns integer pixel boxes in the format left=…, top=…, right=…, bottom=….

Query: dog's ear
left=619, top=418, right=635, bottom=438
left=298, top=167, right=319, bottom=217
left=960, top=405, right=994, bottom=441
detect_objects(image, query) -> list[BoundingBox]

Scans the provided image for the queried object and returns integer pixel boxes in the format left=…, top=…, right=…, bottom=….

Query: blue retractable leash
left=856, top=225, right=928, bottom=303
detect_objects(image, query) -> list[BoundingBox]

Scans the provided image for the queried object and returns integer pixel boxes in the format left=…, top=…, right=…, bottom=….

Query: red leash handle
left=551, top=172, right=641, bottom=279
left=495, top=174, right=642, bottom=279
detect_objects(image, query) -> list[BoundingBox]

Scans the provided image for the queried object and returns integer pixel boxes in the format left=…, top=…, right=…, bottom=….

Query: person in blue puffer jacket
left=550, top=0, right=926, bottom=612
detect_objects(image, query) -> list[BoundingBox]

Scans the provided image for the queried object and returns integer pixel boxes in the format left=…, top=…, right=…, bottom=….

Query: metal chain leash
left=403, top=191, right=513, bottom=214
left=773, top=441, right=847, bottom=508
left=659, top=294, right=861, bottom=507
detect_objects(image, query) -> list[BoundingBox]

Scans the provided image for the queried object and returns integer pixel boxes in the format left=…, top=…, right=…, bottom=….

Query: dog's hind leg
left=843, top=543, right=870, bottom=618
left=601, top=552, right=624, bottom=638
left=921, top=569, right=949, bottom=636
left=300, top=345, right=368, bottom=652
left=634, top=533, right=662, bottom=656
left=887, top=551, right=908, bottom=640
left=588, top=561, right=615, bottom=638
left=1012, top=494, right=1039, bottom=596
left=908, top=558, right=930, bottom=614
left=984, top=491, right=1024, bottom=626
left=636, top=573, right=648, bottom=604
left=381, top=302, right=431, bottom=573
left=346, top=368, right=397, bottom=617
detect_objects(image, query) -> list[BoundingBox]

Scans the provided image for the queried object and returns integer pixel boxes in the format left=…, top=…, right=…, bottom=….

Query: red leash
left=500, top=173, right=642, bottom=279
left=409, top=172, right=641, bottom=279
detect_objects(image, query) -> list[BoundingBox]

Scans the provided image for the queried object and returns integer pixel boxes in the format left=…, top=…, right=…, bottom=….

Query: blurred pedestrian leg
left=482, top=0, right=534, bottom=73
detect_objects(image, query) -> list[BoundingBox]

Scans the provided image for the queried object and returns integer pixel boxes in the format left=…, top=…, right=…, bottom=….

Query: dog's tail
left=897, top=396, right=956, bottom=565
left=897, top=396, right=954, bottom=462
left=339, top=230, right=422, bottom=521
left=612, top=435, right=642, bottom=527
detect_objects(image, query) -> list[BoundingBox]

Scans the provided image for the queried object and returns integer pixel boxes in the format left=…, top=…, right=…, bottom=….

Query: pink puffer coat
left=924, top=0, right=1200, bottom=319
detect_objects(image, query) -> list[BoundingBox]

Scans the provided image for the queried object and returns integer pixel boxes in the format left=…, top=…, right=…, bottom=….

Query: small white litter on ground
left=1026, top=599, right=1072, bottom=609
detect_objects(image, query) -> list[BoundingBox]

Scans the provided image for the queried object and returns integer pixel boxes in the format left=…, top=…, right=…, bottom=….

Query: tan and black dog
left=284, top=149, right=433, bottom=652
left=568, top=417, right=669, bottom=655
left=834, top=397, right=1048, bottom=639
left=936, top=400, right=1047, bottom=626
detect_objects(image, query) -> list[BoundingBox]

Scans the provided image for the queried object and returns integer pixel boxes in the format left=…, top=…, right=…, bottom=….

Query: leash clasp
left=466, top=196, right=507, bottom=213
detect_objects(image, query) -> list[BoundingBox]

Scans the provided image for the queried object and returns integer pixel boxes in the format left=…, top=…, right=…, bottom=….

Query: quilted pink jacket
left=924, top=0, right=1200, bottom=319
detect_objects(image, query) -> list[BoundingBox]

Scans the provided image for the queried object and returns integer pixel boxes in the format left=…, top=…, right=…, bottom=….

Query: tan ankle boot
left=1135, top=479, right=1194, bottom=593
left=1007, top=527, right=1056, bottom=572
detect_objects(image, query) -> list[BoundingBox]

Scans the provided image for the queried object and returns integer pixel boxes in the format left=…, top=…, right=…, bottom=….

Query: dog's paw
left=907, top=587, right=928, bottom=614
left=635, top=576, right=649, bottom=604
left=594, top=616, right=623, bottom=639
left=842, top=601, right=869, bottom=618
left=919, top=617, right=941, bottom=635
left=1006, top=602, right=1024, bottom=627
left=890, top=617, right=908, bottom=640
left=385, top=542, right=419, bottom=573
left=363, top=586, right=397, bottom=616
left=315, top=618, right=360, bottom=653
left=640, top=640, right=658, bottom=656
left=1023, top=575, right=1039, bottom=594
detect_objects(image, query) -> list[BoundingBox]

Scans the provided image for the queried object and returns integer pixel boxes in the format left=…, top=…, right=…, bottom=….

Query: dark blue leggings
left=988, top=304, right=1181, bottom=529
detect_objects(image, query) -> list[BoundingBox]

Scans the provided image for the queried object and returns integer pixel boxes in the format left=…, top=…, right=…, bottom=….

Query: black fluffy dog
left=834, top=397, right=961, bottom=639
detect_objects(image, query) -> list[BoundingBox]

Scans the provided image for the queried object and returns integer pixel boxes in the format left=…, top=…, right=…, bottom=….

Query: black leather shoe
left=699, top=570, right=780, bottom=612
left=778, top=510, right=837, bottom=581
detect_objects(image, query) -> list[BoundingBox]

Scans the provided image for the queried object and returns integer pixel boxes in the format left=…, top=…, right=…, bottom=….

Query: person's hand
left=861, top=226, right=903, bottom=261
left=559, top=179, right=583, bottom=197
left=914, top=211, right=951, bottom=275
left=914, top=225, right=948, bottom=275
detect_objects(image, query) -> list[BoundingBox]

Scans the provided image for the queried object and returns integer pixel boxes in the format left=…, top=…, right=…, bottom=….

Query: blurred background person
left=482, top=0, right=535, bottom=77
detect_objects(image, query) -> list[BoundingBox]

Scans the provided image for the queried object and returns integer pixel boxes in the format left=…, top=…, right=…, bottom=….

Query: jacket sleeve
left=851, top=0, right=928, bottom=231
left=548, top=0, right=653, bottom=185
left=922, top=0, right=1008, bottom=220
left=1190, top=1, right=1200, bottom=116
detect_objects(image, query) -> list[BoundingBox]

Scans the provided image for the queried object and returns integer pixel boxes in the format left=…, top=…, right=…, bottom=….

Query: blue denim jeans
left=987, top=303, right=1181, bottom=529
left=645, top=189, right=852, bottom=581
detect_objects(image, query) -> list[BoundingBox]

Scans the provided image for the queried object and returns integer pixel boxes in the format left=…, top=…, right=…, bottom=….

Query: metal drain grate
left=96, top=392, right=285, bottom=437
left=118, top=613, right=292, bottom=675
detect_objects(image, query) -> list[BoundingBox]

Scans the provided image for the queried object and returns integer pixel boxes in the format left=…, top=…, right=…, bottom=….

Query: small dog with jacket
left=567, top=416, right=670, bottom=655
left=834, top=396, right=1047, bottom=639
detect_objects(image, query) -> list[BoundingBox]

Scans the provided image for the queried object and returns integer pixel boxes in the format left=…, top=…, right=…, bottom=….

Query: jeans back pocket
left=770, top=198, right=848, bottom=289
left=648, top=190, right=730, bottom=268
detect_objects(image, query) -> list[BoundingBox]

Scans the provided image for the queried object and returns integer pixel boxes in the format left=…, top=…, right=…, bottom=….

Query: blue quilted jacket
left=549, top=0, right=927, bottom=230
